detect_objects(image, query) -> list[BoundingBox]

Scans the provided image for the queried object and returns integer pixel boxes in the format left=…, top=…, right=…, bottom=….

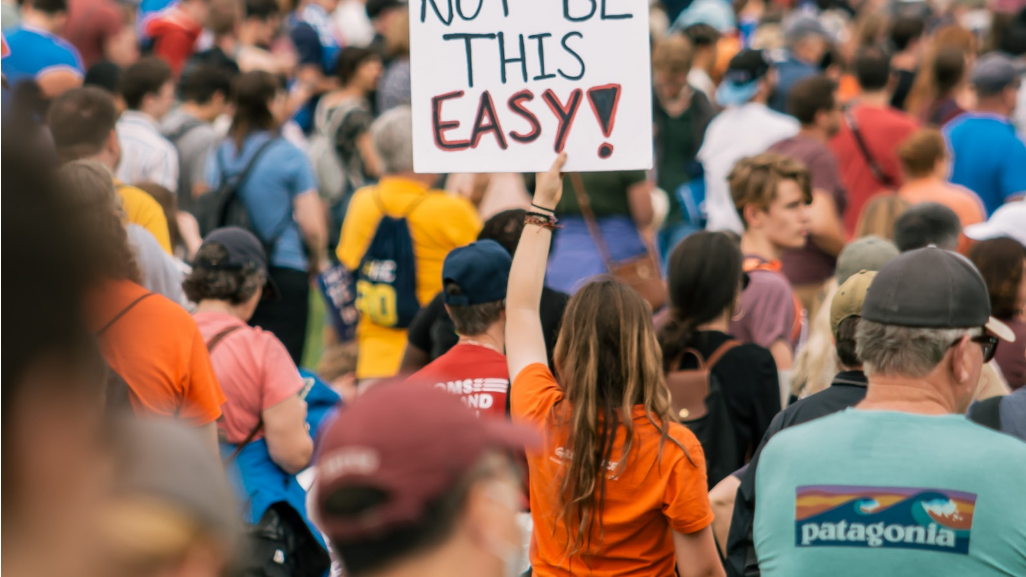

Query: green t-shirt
left=754, top=409, right=1026, bottom=577
left=655, top=105, right=696, bottom=224
left=556, top=170, right=647, bottom=218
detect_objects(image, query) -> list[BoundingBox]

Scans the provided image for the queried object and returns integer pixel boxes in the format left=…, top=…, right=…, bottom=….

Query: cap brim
left=483, top=420, right=542, bottom=452
left=963, top=221, right=1000, bottom=241
left=716, top=80, right=760, bottom=107
left=986, top=317, right=1016, bottom=343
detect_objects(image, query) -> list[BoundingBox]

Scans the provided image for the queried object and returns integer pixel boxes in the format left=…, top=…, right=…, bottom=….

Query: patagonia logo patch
left=795, top=485, right=976, bottom=554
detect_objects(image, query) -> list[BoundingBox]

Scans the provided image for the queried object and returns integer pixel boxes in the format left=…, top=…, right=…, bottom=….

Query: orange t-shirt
left=511, top=364, right=713, bottom=577
left=898, top=178, right=986, bottom=253
left=91, top=279, right=225, bottom=425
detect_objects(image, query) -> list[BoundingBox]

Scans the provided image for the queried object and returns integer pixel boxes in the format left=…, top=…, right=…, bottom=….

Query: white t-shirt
left=698, top=102, right=799, bottom=232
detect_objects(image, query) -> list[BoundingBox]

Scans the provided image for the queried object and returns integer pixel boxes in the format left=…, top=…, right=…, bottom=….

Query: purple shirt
left=731, top=256, right=800, bottom=352
left=769, top=136, right=848, bottom=286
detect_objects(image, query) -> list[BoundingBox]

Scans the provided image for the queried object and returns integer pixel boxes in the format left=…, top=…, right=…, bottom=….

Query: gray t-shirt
left=126, top=224, right=185, bottom=306
left=161, top=108, right=218, bottom=214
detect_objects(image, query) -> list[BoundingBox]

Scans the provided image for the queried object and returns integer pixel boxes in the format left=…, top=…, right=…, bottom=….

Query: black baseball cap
left=862, top=246, right=1014, bottom=341
left=194, top=227, right=280, bottom=300
left=366, top=0, right=406, bottom=19
left=716, top=49, right=771, bottom=107
left=442, top=240, right=512, bottom=306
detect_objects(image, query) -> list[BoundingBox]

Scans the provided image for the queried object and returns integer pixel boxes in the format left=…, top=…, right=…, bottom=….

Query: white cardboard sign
left=409, top=0, right=654, bottom=173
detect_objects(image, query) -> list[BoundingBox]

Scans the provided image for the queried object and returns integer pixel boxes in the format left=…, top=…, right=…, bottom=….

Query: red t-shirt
left=408, top=343, right=509, bottom=420
left=143, top=7, right=202, bottom=76
left=829, top=104, right=919, bottom=235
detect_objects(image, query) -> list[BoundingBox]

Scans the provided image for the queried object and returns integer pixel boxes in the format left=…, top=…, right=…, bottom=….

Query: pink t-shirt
left=194, top=311, right=304, bottom=443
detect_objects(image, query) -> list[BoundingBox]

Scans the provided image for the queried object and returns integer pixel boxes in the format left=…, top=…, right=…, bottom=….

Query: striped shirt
left=115, top=110, right=179, bottom=191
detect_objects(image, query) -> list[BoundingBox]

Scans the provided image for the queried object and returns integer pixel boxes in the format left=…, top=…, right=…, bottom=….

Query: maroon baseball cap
left=314, top=381, right=540, bottom=542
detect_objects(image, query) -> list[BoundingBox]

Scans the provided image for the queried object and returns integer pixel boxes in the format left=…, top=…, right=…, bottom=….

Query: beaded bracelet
left=524, top=213, right=561, bottom=230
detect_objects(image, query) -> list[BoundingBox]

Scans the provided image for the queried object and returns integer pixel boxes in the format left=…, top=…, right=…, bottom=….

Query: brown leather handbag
left=666, top=340, right=739, bottom=421
left=569, top=173, right=667, bottom=310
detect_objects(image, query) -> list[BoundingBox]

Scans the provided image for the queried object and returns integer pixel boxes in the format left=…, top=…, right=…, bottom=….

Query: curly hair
left=182, top=243, right=266, bottom=305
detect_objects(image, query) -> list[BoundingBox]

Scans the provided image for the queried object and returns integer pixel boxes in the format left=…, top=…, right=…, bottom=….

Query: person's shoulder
left=117, top=183, right=162, bottom=210
left=746, top=265, right=793, bottom=294
left=760, top=409, right=849, bottom=460
left=422, top=189, right=477, bottom=216
left=723, top=341, right=776, bottom=366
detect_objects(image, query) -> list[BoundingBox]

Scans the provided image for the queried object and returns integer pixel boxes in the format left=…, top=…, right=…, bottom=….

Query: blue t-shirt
left=770, top=53, right=818, bottom=114
left=754, top=409, right=1026, bottom=577
left=205, top=132, right=317, bottom=272
left=288, top=4, right=341, bottom=132
left=944, top=113, right=1026, bottom=215
left=1, top=24, right=83, bottom=88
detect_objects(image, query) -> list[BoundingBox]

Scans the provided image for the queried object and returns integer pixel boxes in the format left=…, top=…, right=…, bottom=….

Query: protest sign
left=409, top=0, right=654, bottom=173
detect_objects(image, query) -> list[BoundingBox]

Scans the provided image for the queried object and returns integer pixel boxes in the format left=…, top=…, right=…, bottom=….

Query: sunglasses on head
left=949, top=330, right=999, bottom=363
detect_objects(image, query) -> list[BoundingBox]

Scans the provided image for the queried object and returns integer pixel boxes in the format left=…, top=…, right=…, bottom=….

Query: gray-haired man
left=750, top=246, right=1024, bottom=577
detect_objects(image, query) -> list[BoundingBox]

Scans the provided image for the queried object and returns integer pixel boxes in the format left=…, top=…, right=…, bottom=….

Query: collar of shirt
left=119, top=110, right=161, bottom=131
left=832, top=369, right=867, bottom=388
left=957, top=111, right=1012, bottom=126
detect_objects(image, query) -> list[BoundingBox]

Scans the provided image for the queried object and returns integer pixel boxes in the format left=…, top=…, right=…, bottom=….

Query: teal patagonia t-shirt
left=753, top=409, right=1026, bottom=576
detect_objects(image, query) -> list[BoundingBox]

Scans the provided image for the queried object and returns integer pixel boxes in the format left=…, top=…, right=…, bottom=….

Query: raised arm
left=506, top=153, right=566, bottom=381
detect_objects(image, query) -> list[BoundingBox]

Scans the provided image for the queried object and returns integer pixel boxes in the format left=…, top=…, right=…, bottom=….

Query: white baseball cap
left=964, top=202, right=1026, bottom=247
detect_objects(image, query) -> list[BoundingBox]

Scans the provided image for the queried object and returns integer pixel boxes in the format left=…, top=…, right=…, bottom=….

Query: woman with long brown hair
left=206, top=71, right=328, bottom=364
left=506, top=154, right=723, bottom=576
left=904, top=25, right=976, bottom=125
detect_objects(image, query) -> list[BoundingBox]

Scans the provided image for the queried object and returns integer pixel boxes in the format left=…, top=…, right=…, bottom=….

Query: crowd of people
left=4, top=0, right=1026, bottom=576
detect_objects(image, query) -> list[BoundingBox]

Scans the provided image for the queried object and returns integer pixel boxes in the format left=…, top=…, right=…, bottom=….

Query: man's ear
left=743, top=203, right=763, bottom=230
left=949, top=335, right=972, bottom=385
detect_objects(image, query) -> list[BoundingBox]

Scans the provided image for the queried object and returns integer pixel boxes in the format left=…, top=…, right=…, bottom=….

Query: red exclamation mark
left=586, top=84, right=621, bottom=159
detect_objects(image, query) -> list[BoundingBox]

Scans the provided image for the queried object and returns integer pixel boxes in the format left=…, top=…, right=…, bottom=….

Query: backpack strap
left=372, top=189, right=431, bottom=218
left=706, top=340, right=741, bottom=369
left=205, top=325, right=243, bottom=353
left=570, top=172, right=617, bottom=273
left=97, top=292, right=154, bottom=335
left=843, top=107, right=896, bottom=188
left=675, top=340, right=740, bottom=371
left=225, top=418, right=265, bottom=465
left=165, top=116, right=205, bottom=144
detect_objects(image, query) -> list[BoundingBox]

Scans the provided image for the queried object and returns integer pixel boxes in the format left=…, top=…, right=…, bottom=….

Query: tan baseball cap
left=831, top=270, right=877, bottom=338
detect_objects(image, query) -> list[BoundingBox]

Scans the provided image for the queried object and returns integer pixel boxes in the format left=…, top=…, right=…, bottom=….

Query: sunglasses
left=949, top=331, right=999, bottom=363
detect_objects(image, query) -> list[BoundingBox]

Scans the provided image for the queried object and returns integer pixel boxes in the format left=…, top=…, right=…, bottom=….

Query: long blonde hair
left=551, top=279, right=686, bottom=561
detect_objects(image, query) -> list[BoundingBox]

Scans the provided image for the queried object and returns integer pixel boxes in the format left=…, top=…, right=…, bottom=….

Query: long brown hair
left=658, top=231, right=744, bottom=370
left=228, top=71, right=281, bottom=148
left=905, top=25, right=974, bottom=120
left=59, top=160, right=142, bottom=284
left=551, top=279, right=686, bottom=561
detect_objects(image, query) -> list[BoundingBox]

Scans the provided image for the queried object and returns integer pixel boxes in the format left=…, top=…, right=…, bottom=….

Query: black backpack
left=96, top=292, right=154, bottom=417
left=666, top=340, right=743, bottom=488
left=354, top=193, right=428, bottom=329
left=197, top=138, right=281, bottom=255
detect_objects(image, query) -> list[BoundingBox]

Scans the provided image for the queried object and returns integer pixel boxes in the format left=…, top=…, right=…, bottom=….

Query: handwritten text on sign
left=409, top=0, right=654, bottom=173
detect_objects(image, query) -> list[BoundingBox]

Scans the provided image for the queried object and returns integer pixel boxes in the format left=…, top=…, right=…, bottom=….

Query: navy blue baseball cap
left=442, top=240, right=512, bottom=306
left=195, top=227, right=280, bottom=300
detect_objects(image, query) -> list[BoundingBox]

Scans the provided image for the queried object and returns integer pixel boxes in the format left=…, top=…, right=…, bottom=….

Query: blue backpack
left=355, top=193, right=428, bottom=329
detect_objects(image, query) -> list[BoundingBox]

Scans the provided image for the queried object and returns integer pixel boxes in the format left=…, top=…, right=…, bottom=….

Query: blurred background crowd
left=3, top=0, right=1026, bottom=575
